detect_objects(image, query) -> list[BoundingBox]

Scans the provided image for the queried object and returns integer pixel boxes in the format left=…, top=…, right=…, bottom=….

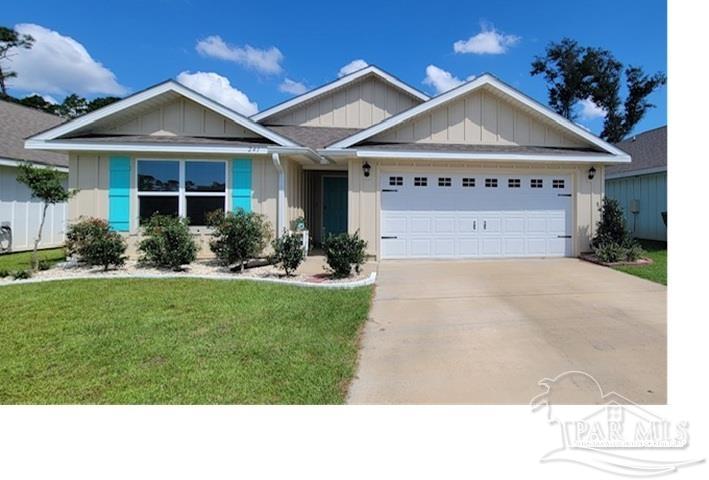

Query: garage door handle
left=557, top=235, right=572, bottom=238
left=483, top=220, right=487, bottom=230
left=557, top=193, right=572, bottom=197
left=381, top=236, right=398, bottom=239
left=473, top=221, right=476, bottom=230
left=382, top=189, right=398, bottom=192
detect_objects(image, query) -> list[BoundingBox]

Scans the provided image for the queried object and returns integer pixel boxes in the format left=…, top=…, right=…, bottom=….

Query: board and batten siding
left=268, top=76, right=421, bottom=129
left=0, top=165, right=67, bottom=252
left=371, top=88, right=588, bottom=148
left=94, top=97, right=260, bottom=138
left=606, top=172, right=667, bottom=241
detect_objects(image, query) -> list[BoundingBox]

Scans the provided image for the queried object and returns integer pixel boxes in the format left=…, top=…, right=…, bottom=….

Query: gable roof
left=0, top=100, right=67, bottom=168
left=606, top=126, right=666, bottom=177
left=27, top=80, right=298, bottom=147
left=328, top=73, right=629, bottom=159
left=251, top=65, right=429, bottom=123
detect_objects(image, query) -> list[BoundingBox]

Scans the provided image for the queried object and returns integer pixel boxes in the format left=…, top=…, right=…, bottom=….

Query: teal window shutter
left=232, top=158, right=252, bottom=212
left=108, top=156, right=131, bottom=231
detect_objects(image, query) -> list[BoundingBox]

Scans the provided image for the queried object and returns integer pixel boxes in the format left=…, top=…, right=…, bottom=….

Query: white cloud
left=423, top=65, right=466, bottom=94
left=278, top=78, right=307, bottom=96
left=196, top=35, right=283, bottom=75
left=338, top=59, right=368, bottom=77
left=6, top=23, right=127, bottom=96
left=176, top=71, right=258, bottom=116
left=578, top=98, right=606, bottom=120
left=453, top=23, right=520, bottom=55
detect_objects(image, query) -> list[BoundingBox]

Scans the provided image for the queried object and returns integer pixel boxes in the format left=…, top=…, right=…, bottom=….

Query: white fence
left=0, top=164, right=67, bottom=252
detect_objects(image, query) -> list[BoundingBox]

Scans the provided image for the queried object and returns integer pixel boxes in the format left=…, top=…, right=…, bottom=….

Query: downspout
left=272, top=152, right=286, bottom=237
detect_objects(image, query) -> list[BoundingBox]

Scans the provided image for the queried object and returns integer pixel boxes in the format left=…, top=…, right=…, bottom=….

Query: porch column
left=271, top=152, right=286, bottom=237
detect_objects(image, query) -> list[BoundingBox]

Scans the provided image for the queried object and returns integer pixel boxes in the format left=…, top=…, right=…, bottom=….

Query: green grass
left=0, top=279, right=372, bottom=404
left=0, top=247, right=65, bottom=272
left=613, top=240, right=667, bottom=285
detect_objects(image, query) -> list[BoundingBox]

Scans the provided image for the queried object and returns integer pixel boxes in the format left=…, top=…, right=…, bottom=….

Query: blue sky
left=4, top=0, right=666, bottom=136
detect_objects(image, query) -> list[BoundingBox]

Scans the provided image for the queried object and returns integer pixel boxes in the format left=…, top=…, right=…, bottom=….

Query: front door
left=322, top=176, right=348, bottom=238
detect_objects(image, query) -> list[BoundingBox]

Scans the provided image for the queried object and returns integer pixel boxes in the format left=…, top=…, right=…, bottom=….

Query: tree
left=87, top=96, right=120, bottom=112
left=0, top=26, right=34, bottom=97
left=18, top=94, right=57, bottom=114
left=16, top=163, right=75, bottom=271
left=531, top=38, right=666, bottom=142
left=55, top=94, right=89, bottom=119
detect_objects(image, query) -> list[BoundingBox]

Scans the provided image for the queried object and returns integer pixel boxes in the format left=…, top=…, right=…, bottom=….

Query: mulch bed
left=579, top=252, right=654, bottom=267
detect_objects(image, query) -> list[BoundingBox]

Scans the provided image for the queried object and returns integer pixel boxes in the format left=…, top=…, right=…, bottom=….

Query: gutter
left=0, top=157, right=68, bottom=172
left=271, top=152, right=287, bottom=237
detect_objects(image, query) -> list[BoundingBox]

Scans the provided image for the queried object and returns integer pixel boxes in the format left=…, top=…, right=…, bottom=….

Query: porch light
left=362, top=161, right=371, bottom=178
left=588, top=166, right=596, bottom=180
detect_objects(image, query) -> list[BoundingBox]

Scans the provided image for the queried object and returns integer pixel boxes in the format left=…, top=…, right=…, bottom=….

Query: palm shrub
left=66, top=218, right=126, bottom=271
left=323, top=231, right=367, bottom=278
left=592, top=198, right=644, bottom=263
left=270, top=231, right=305, bottom=276
left=207, top=209, right=271, bottom=272
left=138, top=214, right=197, bottom=271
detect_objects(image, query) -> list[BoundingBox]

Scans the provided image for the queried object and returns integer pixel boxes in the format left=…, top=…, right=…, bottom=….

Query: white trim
left=271, top=153, right=286, bottom=237
left=605, top=166, right=667, bottom=179
left=0, top=157, right=68, bottom=172
left=26, top=80, right=297, bottom=147
left=328, top=74, right=627, bottom=158
left=350, top=149, right=629, bottom=164
left=251, top=65, right=429, bottom=122
left=25, top=139, right=270, bottom=155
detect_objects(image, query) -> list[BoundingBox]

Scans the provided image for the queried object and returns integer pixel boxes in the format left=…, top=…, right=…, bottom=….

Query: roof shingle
left=0, top=100, right=67, bottom=167
left=607, top=126, right=667, bottom=175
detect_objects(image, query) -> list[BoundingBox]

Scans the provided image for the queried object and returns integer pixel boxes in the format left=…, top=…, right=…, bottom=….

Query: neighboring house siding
left=606, top=172, right=667, bottom=241
left=268, top=76, right=420, bottom=129
left=94, top=97, right=260, bottom=138
left=371, top=88, right=588, bottom=148
left=0, top=165, right=67, bottom=252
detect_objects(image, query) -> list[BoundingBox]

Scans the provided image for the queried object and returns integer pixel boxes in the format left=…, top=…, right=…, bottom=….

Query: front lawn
left=613, top=240, right=667, bottom=285
left=0, top=279, right=372, bottom=404
left=0, top=247, right=65, bottom=272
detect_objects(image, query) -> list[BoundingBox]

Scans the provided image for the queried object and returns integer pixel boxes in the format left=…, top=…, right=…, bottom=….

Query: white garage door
left=380, top=172, right=573, bottom=259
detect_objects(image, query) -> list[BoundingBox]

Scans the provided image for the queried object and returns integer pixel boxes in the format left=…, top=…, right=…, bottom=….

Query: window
left=552, top=179, right=565, bottom=189
left=531, top=178, right=543, bottom=188
left=462, top=177, right=475, bottom=187
left=485, top=178, right=498, bottom=188
left=138, top=159, right=227, bottom=226
left=414, top=177, right=428, bottom=187
left=389, top=176, right=403, bottom=186
left=508, top=178, right=521, bottom=188
left=438, top=177, right=452, bottom=187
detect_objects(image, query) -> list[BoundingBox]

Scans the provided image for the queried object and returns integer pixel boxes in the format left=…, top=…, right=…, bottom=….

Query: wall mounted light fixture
left=362, top=161, right=371, bottom=178
left=588, top=166, right=596, bottom=180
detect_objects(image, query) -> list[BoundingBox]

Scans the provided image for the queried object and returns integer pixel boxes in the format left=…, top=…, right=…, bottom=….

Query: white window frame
left=136, top=158, right=228, bottom=225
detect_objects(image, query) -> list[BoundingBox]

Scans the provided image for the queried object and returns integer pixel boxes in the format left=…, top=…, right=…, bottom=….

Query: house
left=0, top=100, right=68, bottom=253
left=606, top=126, right=667, bottom=242
left=25, top=66, right=630, bottom=259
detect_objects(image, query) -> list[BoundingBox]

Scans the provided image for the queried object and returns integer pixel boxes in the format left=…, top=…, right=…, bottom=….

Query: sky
left=3, top=0, right=667, bottom=136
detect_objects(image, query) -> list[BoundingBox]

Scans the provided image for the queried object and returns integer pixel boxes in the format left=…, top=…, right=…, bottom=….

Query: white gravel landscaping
left=0, top=258, right=376, bottom=289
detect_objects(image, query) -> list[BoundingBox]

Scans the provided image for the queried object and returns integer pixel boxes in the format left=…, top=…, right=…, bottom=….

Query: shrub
left=625, top=242, right=645, bottom=262
left=208, top=209, right=272, bottom=272
left=37, top=259, right=51, bottom=271
left=66, top=218, right=127, bottom=271
left=592, top=198, right=631, bottom=247
left=0, top=268, right=10, bottom=278
left=593, top=242, right=628, bottom=263
left=323, top=231, right=367, bottom=278
left=138, top=214, right=197, bottom=271
left=270, top=231, right=305, bottom=276
left=12, top=270, right=32, bottom=280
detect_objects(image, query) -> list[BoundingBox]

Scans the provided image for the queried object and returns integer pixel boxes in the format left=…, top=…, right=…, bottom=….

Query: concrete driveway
left=348, top=259, right=666, bottom=404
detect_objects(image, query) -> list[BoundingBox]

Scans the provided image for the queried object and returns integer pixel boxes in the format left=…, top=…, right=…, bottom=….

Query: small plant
left=12, top=270, right=32, bottom=280
left=270, top=231, right=305, bottom=276
left=37, top=259, right=51, bottom=271
left=0, top=268, right=10, bottom=278
left=66, top=218, right=127, bottom=271
left=591, top=198, right=645, bottom=263
left=323, top=231, right=367, bottom=278
left=208, top=209, right=272, bottom=272
left=138, top=214, right=197, bottom=271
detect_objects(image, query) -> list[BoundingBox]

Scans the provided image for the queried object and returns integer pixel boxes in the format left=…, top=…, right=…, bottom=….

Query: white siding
left=372, top=88, right=589, bottom=148
left=269, top=76, right=420, bottom=128
left=0, top=165, right=67, bottom=252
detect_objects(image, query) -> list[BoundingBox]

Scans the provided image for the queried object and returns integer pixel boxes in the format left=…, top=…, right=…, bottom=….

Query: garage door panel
left=380, top=172, right=572, bottom=259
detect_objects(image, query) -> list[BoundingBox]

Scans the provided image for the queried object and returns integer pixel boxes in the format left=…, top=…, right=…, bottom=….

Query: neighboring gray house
left=0, top=100, right=68, bottom=252
left=606, top=126, right=667, bottom=242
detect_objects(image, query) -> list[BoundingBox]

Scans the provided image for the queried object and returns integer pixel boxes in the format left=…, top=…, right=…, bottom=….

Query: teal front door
left=322, top=176, right=348, bottom=238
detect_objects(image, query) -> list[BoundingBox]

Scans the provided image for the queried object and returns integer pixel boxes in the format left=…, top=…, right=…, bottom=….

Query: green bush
left=0, top=268, right=10, bottom=278
left=270, top=231, right=305, bottom=276
left=208, top=209, right=271, bottom=272
left=37, top=259, right=51, bottom=271
left=12, top=270, right=32, bottom=280
left=66, top=218, right=127, bottom=271
left=323, top=231, right=367, bottom=278
left=138, top=214, right=197, bottom=271
left=591, top=198, right=645, bottom=263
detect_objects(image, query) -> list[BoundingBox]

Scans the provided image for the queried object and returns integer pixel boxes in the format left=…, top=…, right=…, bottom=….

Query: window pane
left=138, top=160, right=179, bottom=192
left=139, top=196, right=179, bottom=223
left=186, top=196, right=225, bottom=226
left=185, top=161, right=226, bottom=192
